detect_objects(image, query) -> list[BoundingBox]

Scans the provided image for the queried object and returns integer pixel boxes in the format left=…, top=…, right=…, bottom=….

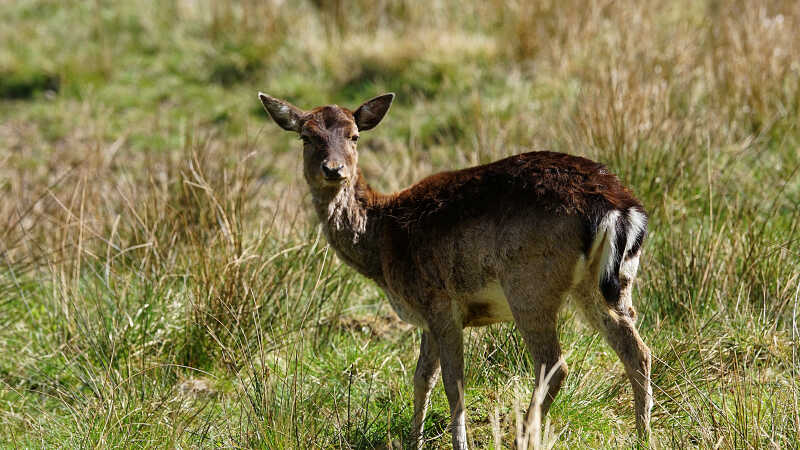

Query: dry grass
left=1, top=0, right=799, bottom=448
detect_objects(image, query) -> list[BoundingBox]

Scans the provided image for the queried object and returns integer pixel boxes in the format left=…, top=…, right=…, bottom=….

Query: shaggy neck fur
left=309, top=172, right=387, bottom=282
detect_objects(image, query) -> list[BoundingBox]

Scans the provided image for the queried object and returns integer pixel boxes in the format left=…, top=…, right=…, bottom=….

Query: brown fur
left=386, top=151, right=642, bottom=229
left=258, top=92, right=653, bottom=449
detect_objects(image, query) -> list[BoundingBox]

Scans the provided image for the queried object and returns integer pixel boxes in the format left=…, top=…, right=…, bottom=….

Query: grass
left=1, top=0, right=799, bottom=448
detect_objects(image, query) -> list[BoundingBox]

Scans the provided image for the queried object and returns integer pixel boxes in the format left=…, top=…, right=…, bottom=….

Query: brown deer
left=258, top=92, right=653, bottom=449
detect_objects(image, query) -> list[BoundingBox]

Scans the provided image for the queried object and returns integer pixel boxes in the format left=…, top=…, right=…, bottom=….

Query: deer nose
left=321, top=161, right=346, bottom=180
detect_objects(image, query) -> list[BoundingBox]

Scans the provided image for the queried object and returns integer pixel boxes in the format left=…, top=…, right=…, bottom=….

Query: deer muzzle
left=321, top=160, right=347, bottom=182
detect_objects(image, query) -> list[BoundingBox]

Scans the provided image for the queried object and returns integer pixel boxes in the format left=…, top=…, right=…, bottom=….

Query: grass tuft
left=1, top=0, right=799, bottom=447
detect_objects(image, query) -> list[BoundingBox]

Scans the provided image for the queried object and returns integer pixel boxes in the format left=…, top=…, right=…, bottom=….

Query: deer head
left=258, top=92, right=394, bottom=195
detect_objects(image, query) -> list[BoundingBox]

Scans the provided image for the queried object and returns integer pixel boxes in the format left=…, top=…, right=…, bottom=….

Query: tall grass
left=1, top=0, right=799, bottom=447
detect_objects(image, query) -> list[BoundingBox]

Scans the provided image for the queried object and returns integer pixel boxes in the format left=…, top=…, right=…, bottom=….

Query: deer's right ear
left=258, top=92, right=305, bottom=132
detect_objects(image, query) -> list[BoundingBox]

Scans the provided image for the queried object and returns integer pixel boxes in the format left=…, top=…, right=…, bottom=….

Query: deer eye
left=351, top=135, right=359, bottom=142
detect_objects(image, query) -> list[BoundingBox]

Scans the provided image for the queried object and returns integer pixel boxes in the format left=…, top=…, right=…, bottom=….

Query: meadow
left=1, top=0, right=799, bottom=447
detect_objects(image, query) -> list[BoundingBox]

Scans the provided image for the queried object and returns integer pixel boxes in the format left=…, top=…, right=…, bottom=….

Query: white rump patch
left=589, top=208, right=646, bottom=287
left=619, top=208, right=645, bottom=290
left=625, top=208, right=647, bottom=256
left=592, top=210, right=621, bottom=283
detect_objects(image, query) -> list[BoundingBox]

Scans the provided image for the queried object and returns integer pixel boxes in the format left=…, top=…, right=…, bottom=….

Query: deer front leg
left=410, top=330, right=441, bottom=449
left=432, top=321, right=468, bottom=450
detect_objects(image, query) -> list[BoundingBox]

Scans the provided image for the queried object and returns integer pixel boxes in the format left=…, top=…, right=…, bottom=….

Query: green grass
left=2, top=0, right=799, bottom=448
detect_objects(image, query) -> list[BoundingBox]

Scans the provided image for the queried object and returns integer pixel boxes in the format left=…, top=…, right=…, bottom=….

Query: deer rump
left=385, top=151, right=648, bottom=308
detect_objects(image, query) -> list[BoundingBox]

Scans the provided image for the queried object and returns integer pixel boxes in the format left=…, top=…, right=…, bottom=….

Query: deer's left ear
left=354, top=93, right=394, bottom=131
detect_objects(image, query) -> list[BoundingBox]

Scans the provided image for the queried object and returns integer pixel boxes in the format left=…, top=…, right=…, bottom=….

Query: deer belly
left=384, top=291, right=428, bottom=328
left=464, top=281, right=514, bottom=326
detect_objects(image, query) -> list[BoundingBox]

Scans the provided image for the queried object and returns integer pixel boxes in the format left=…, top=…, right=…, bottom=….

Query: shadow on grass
left=0, top=70, right=59, bottom=99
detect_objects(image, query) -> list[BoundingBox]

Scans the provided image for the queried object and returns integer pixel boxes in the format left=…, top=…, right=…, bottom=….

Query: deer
left=258, top=92, right=653, bottom=449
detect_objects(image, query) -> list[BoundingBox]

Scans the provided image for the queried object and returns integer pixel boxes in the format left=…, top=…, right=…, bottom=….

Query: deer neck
left=310, top=172, right=386, bottom=282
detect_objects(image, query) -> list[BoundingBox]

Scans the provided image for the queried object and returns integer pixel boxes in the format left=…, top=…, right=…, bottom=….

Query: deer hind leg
left=576, top=284, right=652, bottom=439
left=410, top=330, right=441, bottom=449
left=517, top=317, right=567, bottom=440
left=597, top=306, right=652, bottom=439
left=502, top=279, right=570, bottom=443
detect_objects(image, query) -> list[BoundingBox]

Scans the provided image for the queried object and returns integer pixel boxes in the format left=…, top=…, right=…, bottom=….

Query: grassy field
left=2, top=0, right=799, bottom=448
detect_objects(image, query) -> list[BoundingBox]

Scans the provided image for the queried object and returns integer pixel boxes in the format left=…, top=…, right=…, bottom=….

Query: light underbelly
left=464, top=281, right=514, bottom=326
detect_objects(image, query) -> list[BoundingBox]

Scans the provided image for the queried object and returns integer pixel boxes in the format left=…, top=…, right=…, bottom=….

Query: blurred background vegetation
left=1, top=0, right=799, bottom=447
